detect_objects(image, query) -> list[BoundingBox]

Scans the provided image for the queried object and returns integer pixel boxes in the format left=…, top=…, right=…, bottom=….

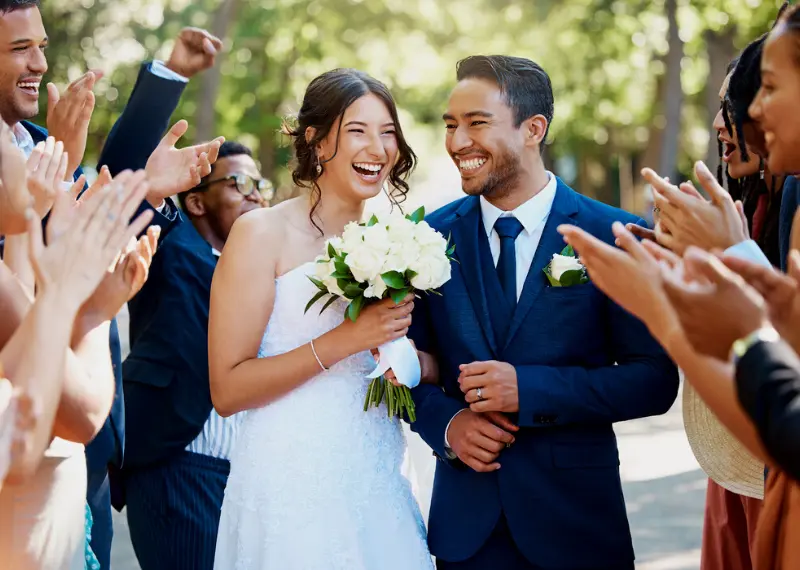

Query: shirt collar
left=480, top=171, right=558, bottom=237
left=211, top=248, right=222, bottom=257
left=10, top=122, right=35, bottom=157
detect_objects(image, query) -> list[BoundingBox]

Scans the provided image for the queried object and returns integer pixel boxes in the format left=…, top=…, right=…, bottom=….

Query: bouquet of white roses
left=305, top=207, right=454, bottom=421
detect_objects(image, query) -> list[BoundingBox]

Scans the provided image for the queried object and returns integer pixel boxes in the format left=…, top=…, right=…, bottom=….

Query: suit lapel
left=450, top=197, right=498, bottom=355
left=503, top=180, right=580, bottom=351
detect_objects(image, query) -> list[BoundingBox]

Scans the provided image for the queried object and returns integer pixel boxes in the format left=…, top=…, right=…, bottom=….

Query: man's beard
left=464, top=147, right=521, bottom=200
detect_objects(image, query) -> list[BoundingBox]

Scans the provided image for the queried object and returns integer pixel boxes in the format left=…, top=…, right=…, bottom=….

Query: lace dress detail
left=214, top=262, right=433, bottom=569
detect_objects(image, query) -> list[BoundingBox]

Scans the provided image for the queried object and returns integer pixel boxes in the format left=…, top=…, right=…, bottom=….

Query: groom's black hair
left=456, top=55, right=554, bottom=146
left=0, top=0, right=39, bottom=14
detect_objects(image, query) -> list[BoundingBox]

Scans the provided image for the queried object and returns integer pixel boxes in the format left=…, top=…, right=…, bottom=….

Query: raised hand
left=445, top=409, right=517, bottom=472
left=643, top=162, right=747, bottom=255
left=78, top=225, right=160, bottom=329
left=25, top=137, right=69, bottom=218
left=144, top=120, right=224, bottom=204
left=46, top=70, right=102, bottom=177
left=27, top=170, right=154, bottom=306
left=165, top=27, right=223, bottom=79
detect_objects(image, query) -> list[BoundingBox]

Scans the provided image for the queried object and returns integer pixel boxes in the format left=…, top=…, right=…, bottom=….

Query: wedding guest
left=122, top=142, right=268, bottom=570
left=0, top=3, right=223, bottom=562
left=0, top=125, right=156, bottom=569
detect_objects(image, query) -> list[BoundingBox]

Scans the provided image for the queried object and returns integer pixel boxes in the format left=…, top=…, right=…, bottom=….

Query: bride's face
left=316, top=93, right=399, bottom=203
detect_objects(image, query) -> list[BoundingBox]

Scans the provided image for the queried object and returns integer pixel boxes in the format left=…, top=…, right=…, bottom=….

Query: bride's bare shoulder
left=228, top=197, right=305, bottom=245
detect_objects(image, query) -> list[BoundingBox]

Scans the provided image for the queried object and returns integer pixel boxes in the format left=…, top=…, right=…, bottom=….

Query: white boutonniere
left=543, top=245, right=589, bottom=287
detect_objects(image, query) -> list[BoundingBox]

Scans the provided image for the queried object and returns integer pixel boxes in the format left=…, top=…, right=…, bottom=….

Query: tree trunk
left=658, top=0, right=684, bottom=181
left=195, top=0, right=241, bottom=142
left=703, top=28, right=738, bottom=177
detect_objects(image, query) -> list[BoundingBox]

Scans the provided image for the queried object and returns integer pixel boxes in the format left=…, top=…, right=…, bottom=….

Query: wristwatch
left=731, top=326, right=780, bottom=363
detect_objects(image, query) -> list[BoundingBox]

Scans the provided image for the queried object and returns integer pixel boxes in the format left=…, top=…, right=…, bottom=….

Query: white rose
left=549, top=254, right=584, bottom=281
left=346, top=241, right=386, bottom=283
left=363, top=276, right=388, bottom=299
left=381, top=239, right=421, bottom=274
left=313, top=258, right=344, bottom=296
left=361, top=223, right=392, bottom=255
left=413, top=221, right=448, bottom=249
left=340, top=221, right=364, bottom=253
left=410, top=247, right=452, bottom=290
left=386, top=214, right=416, bottom=243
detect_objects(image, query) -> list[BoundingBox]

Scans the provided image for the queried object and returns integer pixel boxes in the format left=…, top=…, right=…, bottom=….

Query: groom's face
left=443, top=78, right=523, bottom=199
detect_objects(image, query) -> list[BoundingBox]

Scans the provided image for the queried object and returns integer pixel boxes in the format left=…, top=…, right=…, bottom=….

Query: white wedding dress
left=214, top=262, right=434, bottom=570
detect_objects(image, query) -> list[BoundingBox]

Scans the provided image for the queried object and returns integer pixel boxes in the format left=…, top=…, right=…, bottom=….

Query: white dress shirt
left=479, top=172, right=558, bottom=300
left=444, top=172, right=558, bottom=454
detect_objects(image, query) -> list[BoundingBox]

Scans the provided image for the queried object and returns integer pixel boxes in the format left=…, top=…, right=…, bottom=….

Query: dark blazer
left=122, top=214, right=218, bottom=468
left=85, top=61, right=187, bottom=475
left=779, top=176, right=800, bottom=271
left=409, top=179, right=679, bottom=568
left=736, top=338, right=800, bottom=482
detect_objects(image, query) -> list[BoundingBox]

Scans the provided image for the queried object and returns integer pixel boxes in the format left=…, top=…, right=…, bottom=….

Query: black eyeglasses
left=195, top=173, right=274, bottom=201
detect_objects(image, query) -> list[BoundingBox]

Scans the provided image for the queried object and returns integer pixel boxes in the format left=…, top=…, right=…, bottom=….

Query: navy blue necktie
left=494, top=216, right=524, bottom=307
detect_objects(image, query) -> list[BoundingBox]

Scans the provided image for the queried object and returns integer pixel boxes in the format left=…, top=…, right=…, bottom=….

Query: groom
left=409, top=55, right=679, bottom=569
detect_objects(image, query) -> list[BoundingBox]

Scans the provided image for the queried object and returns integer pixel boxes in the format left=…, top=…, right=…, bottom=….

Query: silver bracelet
left=310, top=339, right=328, bottom=372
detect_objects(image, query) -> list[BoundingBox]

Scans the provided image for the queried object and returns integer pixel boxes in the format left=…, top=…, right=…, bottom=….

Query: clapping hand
left=165, top=27, right=223, bottom=79
left=26, top=169, right=154, bottom=308
left=660, top=247, right=769, bottom=360
left=144, top=120, right=224, bottom=205
left=79, top=225, right=160, bottom=330
left=25, top=137, right=69, bottom=219
left=643, top=162, right=748, bottom=255
left=46, top=70, right=102, bottom=177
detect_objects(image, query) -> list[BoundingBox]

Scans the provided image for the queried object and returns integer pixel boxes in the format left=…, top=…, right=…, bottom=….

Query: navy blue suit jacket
left=122, top=213, right=218, bottom=469
left=82, top=62, right=186, bottom=478
left=409, top=180, right=679, bottom=568
left=779, top=176, right=800, bottom=271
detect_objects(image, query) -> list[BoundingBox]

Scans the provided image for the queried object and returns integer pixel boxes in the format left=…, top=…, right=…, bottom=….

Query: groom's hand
left=446, top=410, right=517, bottom=473
left=459, top=361, right=518, bottom=413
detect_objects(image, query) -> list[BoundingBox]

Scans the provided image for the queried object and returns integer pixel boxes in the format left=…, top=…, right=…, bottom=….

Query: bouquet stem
left=363, top=377, right=416, bottom=422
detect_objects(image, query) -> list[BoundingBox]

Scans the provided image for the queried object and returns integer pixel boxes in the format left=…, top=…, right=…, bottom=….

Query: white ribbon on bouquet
left=366, top=336, right=421, bottom=389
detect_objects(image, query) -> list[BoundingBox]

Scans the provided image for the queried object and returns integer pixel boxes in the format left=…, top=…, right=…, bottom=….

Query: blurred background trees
left=38, top=0, right=785, bottom=215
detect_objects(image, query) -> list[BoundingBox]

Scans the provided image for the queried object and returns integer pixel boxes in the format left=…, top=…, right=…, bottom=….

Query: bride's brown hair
left=282, top=69, right=417, bottom=234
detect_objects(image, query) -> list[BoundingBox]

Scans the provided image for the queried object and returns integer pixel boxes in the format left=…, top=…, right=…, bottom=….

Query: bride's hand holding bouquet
left=306, top=207, right=454, bottom=421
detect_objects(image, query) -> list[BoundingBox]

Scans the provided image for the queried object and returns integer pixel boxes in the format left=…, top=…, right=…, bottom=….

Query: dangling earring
left=316, top=163, right=322, bottom=176
left=759, top=157, right=765, bottom=179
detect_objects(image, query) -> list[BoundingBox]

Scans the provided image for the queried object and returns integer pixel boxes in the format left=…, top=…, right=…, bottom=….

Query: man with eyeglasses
left=119, top=141, right=269, bottom=569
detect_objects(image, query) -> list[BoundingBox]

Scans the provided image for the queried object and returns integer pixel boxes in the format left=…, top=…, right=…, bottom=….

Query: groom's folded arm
left=516, top=302, right=679, bottom=428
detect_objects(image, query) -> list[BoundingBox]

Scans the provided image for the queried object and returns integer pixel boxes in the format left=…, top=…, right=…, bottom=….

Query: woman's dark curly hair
left=282, top=68, right=417, bottom=234
left=716, top=3, right=791, bottom=267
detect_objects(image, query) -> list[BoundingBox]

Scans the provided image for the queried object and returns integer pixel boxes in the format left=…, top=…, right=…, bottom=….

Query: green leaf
left=427, top=288, right=443, bottom=296
left=337, top=278, right=350, bottom=293
left=343, top=283, right=364, bottom=299
left=561, top=244, right=575, bottom=257
left=366, top=214, right=379, bottom=227
left=331, top=272, right=351, bottom=280
left=327, top=242, right=337, bottom=259
left=334, top=260, right=350, bottom=275
left=304, top=290, right=328, bottom=314
left=319, top=294, right=340, bottom=315
left=347, top=295, right=365, bottom=322
left=446, top=244, right=456, bottom=257
left=307, top=276, right=326, bottom=291
left=390, top=287, right=411, bottom=305
left=381, top=271, right=406, bottom=289
left=543, top=267, right=561, bottom=287
left=405, top=269, right=418, bottom=280
left=559, top=269, right=585, bottom=287
left=406, top=206, right=425, bottom=224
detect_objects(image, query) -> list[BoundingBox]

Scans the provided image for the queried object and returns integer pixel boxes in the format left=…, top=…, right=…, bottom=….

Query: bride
left=209, top=68, right=435, bottom=569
